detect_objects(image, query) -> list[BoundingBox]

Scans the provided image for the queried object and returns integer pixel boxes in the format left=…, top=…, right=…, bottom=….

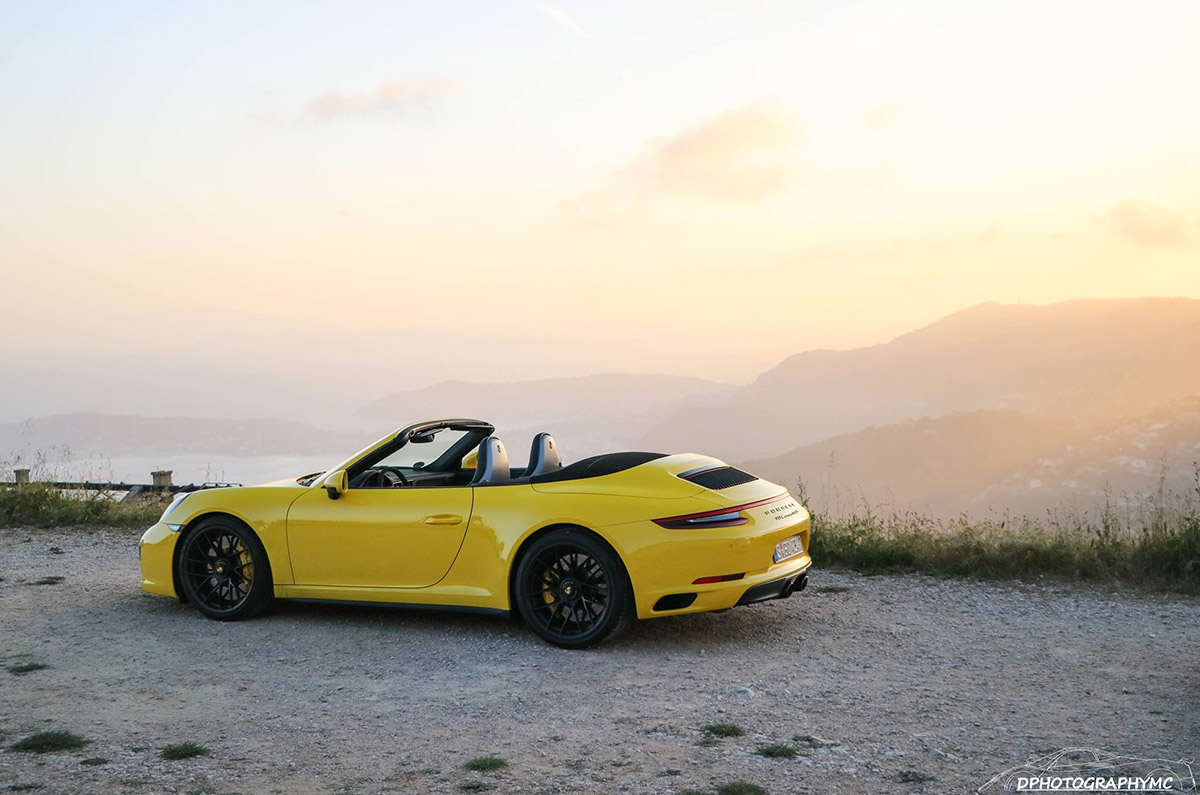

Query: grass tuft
left=33, top=576, right=64, bottom=586
left=7, top=663, right=48, bottom=675
left=161, top=742, right=209, bottom=760
left=80, top=757, right=109, bottom=766
left=753, top=743, right=797, bottom=760
left=896, top=770, right=935, bottom=783
left=702, top=723, right=745, bottom=738
left=458, top=783, right=492, bottom=792
left=717, top=783, right=768, bottom=795
left=464, top=755, right=507, bottom=772
left=792, top=734, right=839, bottom=748
left=10, top=731, right=90, bottom=753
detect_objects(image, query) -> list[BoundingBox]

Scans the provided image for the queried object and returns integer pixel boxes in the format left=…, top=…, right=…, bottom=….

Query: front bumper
left=139, top=522, right=179, bottom=598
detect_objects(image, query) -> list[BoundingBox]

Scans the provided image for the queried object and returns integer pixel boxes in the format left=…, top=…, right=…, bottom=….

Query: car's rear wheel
left=514, top=529, right=634, bottom=649
left=177, top=517, right=273, bottom=621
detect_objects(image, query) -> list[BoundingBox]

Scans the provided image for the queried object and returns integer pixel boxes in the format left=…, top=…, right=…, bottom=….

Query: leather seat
left=469, top=436, right=511, bottom=486
left=524, top=432, right=561, bottom=478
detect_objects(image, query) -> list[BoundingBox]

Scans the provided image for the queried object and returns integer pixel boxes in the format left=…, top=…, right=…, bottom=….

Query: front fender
left=163, top=484, right=310, bottom=586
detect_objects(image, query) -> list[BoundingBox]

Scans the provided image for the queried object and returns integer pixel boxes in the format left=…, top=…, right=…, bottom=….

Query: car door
left=285, top=485, right=474, bottom=588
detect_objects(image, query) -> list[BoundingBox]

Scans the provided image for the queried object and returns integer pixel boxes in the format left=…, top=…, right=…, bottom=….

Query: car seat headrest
left=470, top=436, right=511, bottom=486
left=525, top=432, right=561, bottom=478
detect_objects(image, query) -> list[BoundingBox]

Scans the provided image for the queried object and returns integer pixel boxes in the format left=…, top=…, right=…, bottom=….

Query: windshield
left=375, top=428, right=470, bottom=470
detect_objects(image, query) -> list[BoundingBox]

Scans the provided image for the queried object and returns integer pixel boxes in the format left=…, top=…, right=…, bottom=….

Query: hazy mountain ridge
left=3, top=299, right=1196, bottom=514
left=0, top=414, right=371, bottom=459
left=741, top=396, right=1200, bottom=517
left=643, top=298, right=1200, bottom=461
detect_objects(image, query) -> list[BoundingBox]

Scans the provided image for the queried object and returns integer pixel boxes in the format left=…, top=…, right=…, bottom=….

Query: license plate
left=773, top=535, right=803, bottom=563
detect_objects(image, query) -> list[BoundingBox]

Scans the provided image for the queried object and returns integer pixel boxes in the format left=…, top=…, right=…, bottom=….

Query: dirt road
left=1, top=528, right=1195, bottom=794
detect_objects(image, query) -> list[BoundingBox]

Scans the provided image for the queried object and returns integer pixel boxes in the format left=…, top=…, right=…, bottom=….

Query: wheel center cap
left=214, top=559, right=229, bottom=576
left=560, top=578, right=579, bottom=599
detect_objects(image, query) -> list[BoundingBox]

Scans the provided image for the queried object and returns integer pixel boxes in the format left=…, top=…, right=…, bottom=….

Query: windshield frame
left=344, top=419, right=494, bottom=478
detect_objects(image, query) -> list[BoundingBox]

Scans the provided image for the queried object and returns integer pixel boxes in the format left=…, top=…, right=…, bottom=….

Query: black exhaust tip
left=789, top=573, right=808, bottom=595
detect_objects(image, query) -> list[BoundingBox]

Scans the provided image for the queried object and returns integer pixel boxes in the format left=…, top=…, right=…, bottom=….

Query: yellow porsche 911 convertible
left=140, top=419, right=812, bottom=648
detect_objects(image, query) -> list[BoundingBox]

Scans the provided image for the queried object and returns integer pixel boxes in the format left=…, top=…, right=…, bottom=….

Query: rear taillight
left=653, top=510, right=747, bottom=529
left=653, top=494, right=789, bottom=529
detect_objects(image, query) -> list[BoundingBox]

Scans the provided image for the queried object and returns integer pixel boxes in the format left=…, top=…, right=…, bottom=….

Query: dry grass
left=804, top=467, right=1200, bottom=593
left=0, top=484, right=165, bottom=528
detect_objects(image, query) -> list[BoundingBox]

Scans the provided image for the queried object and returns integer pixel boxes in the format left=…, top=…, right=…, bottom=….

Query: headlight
left=160, top=491, right=190, bottom=523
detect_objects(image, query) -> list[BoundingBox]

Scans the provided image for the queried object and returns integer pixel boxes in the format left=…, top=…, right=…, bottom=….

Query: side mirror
left=322, top=469, right=348, bottom=500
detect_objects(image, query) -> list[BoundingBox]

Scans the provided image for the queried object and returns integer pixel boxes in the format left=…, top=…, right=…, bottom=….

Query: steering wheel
left=378, top=467, right=410, bottom=487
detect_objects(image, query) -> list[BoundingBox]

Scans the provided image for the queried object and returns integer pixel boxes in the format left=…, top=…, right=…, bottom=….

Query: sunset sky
left=1, top=0, right=1198, bottom=421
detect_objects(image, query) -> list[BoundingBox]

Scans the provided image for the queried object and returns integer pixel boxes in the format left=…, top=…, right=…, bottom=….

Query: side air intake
left=678, top=466, right=758, bottom=490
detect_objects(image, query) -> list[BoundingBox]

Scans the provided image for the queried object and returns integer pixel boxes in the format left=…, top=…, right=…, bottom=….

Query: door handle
left=423, top=514, right=463, bottom=526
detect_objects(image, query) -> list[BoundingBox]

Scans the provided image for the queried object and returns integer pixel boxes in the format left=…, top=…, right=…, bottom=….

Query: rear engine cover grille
left=680, top=466, right=758, bottom=490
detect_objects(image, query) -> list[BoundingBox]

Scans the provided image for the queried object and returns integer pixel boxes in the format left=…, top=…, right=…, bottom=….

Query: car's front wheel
left=177, top=517, right=273, bottom=621
left=514, top=528, right=635, bottom=649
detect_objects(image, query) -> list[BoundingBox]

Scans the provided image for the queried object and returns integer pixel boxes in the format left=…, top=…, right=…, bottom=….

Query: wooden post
left=14, top=469, right=30, bottom=485
left=151, top=470, right=173, bottom=492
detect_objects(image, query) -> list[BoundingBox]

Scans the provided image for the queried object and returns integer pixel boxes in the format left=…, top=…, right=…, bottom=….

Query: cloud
left=1103, top=200, right=1193, bottom=247
left=303, top=78, right=458, bottom=123
left=566, top=101, right=803, bottom=218
left=862, top=101, right=907, bottom=131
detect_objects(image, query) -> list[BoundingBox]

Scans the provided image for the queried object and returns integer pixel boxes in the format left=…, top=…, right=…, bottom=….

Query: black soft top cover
left=529, top=452, right=666, bottom=484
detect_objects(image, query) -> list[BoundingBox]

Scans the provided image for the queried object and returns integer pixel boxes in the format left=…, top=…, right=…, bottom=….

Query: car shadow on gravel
left=267, top=598, right=511, bottom=633
left=130, top=588, right=826, bottom=652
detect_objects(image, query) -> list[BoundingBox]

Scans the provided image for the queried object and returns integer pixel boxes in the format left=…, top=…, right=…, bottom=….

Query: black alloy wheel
left=178, top=517, right=273, bottom=621
left=515, top=529, right=634, bottom=648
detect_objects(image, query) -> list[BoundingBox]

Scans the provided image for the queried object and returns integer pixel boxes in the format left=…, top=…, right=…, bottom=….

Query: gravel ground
left=1, top=527, right=1196, bottom=795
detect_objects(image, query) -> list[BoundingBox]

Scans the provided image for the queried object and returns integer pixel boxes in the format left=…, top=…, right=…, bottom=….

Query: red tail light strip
left=653, top=492, right=791, bottom=529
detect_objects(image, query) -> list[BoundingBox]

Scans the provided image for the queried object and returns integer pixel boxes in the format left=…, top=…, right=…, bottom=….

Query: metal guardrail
left=1, top=469, right=241, bottom=502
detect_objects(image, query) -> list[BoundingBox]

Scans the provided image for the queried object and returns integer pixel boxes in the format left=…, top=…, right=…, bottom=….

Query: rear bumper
left=736, top=569, right=809, bottom=605
left=637, top=552, right=812, bottom=619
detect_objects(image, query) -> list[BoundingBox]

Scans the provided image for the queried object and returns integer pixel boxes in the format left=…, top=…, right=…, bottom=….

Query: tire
left=514, top=528, right=635, bottom=649
left=177, top=516, right=273, bottom=621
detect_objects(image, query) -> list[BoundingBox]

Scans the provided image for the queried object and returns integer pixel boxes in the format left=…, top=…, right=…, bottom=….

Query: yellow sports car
left=140, top=419, right=812, bottom=648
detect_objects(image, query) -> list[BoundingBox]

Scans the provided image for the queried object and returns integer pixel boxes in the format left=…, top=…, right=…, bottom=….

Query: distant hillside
left=355, top=373, right=735, bottom=457
left=742, top=398, right=1200, bottom=517
left=0, top=414, right=368, bottom=459
left=644, top=298, right=1200, bottom=461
